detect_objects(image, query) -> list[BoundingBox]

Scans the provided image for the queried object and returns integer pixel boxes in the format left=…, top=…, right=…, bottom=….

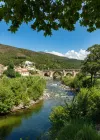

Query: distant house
left=24, top=61, right=33, bottom=66
left=15, top=67, right=30, bottom=76
left=0, top=64, right=5, bottom=75
left=24, top=61, right=35, bottom=67
left=21, top=69, right=30, bottom=76
left=22, top=61, right=36, bottom=71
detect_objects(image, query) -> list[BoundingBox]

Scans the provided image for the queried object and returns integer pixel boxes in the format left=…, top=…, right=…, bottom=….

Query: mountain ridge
left=0, top=44, right=82, bottom=69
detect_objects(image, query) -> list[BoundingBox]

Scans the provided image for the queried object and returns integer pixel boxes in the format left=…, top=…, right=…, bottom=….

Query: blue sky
left=0, top=21, right=100, bottom=59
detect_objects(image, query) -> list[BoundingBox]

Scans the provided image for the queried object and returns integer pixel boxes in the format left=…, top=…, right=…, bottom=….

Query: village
left=0, top=61, right=39, bottom=77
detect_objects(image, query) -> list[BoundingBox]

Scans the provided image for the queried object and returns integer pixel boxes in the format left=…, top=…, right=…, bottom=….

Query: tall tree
left=0, top=0, right=100, bottom=36
left=4, top=61, right=16, bottom=78
left=82, top=44, right=100, bottom=85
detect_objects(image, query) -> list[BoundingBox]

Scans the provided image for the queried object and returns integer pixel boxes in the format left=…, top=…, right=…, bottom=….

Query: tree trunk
left=91, top=74, right=93, bottom=86
left=93, top=73, right=96, bottom=86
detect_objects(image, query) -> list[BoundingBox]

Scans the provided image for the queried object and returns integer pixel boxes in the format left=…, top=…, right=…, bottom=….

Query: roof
left=0, top=64, right=4, bottom=67
left=15, top=68, right=29, bottom=73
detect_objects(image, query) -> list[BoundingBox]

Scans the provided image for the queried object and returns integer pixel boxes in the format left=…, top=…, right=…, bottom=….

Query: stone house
left=15, top=67, right=30, bottom=76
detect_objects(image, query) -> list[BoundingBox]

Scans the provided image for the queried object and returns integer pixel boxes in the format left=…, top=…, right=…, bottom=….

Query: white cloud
left=65, top=49, right=89, bottom=60
left=45, top=50, right=64, bottom=57
left=45, top=49, right=89, bottom=60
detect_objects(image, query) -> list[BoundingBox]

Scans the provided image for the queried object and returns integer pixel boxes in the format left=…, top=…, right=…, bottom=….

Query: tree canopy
left=0, top=0, right=100, bottom=36
left=82, top=44, right=100, bottom=85
left=4, top=61, right=16, bottom=78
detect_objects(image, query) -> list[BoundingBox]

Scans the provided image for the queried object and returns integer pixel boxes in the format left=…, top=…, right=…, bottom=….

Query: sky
left=0, top=21, right=100, bottom=60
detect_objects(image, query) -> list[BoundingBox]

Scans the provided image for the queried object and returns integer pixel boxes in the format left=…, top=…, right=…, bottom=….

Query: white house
left=24, top=61, right=35, bottom=67
left=23, top=61, right=36, bottom=71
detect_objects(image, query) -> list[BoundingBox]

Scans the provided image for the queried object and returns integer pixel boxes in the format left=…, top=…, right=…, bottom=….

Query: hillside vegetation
left=0, top=44, right=82, bottom=69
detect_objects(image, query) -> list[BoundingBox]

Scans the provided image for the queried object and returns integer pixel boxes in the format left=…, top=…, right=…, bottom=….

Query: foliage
left=0, top=44, right=82, bottom=69
left=3, top=61, right=21, bottom=78
left=49, top=44, right=100, bottom=140
left=82, top=44, right=100, bottom=86
left=49, top=119, right=100, bottom=140
left=50, top=87, right=100, bottom=124
left=15, top=72, right=21, bottom=77
left=0, top=86, right=14, bottom=114
left=29, top=70, right=38, bottom=75
left=74, top=88, right=100, bottom=122
left=49, top=87, right=100, bottom=139
left=62, top=76, right=75, bottom=88
left=0, top=0, right=100, bottom=36
left=0, top=76, right=46, bottom=114
left=62, top=72, right=96, bottom=89
left=73, top=73, right=93, bottom=88
left=4, top=61, right=16, bottom=78
left=49, top=106, right=68, bottom=128
left=95, top=79, right=100, bottom=88
left=62, top=44, right=100, bottom=88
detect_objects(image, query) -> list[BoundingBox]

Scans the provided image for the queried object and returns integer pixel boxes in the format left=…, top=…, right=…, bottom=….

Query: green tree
left=0, top=0, right=100, bottom=36
left=82, top=44, right=100, bottom=86
left=49, top=106, right=68, bottom=128
left=15, top=72, right=21, bottom=77
left=0, top=87, right=14, bottom=114
left=4, top=62, right=16, bottom=78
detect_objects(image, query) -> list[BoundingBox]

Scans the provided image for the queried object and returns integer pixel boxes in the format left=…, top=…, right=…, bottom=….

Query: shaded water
left=0, top=80, right=74, bottom=140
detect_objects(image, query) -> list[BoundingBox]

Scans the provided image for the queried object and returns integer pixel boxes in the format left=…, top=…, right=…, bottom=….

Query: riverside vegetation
left=48, top=45, right=100, bottom=140
left=0, top=76, right=46, bottom=114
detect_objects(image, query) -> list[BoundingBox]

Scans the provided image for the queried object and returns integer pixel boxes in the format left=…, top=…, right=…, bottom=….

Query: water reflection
left=0, top=80, right=74, bottom=140
left=0, top=101, right=43, bottom=140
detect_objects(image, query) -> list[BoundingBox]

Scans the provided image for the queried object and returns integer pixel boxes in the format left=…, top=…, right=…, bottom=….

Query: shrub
left=62, top=72, right=96, bottom=89
left=51, top=120, right=100, bottom=140
left=75, top=88, right=100, bottom=122
left=50, top=87, right=100, bottom=125
left=49, top=106, right=68, bottom=128
left=4, top=62, right=16, bottom=78
left=0, top=76, right=46, bottom=114
left=62, top=76, right=75, bottom=88
left=15, top=72, right=21, bottom=77
left=0, top=87, right=14, bottom=114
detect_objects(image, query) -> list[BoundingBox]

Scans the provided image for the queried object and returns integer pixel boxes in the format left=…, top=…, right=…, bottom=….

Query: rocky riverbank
left=11, top=81, right=74, bottom=112
left=60, top=83, right=75, bottom=91
left=11, top=92, right=50, bottom=112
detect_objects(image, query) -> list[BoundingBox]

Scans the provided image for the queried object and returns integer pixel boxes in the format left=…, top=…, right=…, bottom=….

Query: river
left=0, top=80, right=74, bottom=140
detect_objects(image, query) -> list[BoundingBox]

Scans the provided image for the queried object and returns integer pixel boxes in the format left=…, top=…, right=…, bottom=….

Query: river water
left=0, top=80, right=74, bottom=140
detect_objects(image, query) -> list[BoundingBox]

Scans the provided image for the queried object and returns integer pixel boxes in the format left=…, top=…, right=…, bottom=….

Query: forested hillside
left=0, top=44, right=82, bottom=69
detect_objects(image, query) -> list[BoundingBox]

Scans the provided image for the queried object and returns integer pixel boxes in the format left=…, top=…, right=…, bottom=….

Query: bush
left=0, top=87, right=14, bottom=114
left=15, top=72, right=21, bottom=77
left=3, top=62, right=16, bottom=78
left=62, top=72, right=94, bottom=89
left=50, top=120, right=100, bottom=140
left=49, top=106, right=68, bottom=128
left=76, top=88, right=100, bottom=122
left=0, top=76, right=46, bottom=114
left=50, top=87, right=100, bottom=126
left=62, top=76, right=75, bottom=88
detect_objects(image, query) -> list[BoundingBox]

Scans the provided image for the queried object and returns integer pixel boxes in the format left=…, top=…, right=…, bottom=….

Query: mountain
left=0, top=44, right=82, bottom=70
